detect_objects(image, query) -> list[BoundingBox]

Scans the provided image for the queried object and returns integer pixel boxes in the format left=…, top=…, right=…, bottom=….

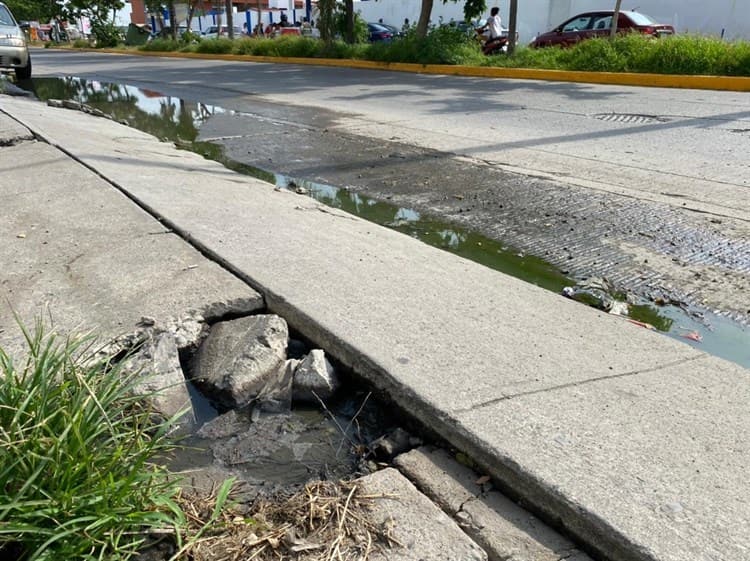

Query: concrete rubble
left=192, top=315, right=289, bottom=408
left=292, top=348, right=340, bottom=402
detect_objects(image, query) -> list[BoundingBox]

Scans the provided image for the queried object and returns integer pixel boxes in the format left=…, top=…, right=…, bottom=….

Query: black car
left=367, top=23, right=393, bottom=42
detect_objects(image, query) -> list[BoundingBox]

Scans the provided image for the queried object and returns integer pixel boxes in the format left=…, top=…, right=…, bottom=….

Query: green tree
left=4, top=0, right=64, bottom=22
left=317, top=0, right=336, bottom=43
left=66, top=0, right=124, bottom=46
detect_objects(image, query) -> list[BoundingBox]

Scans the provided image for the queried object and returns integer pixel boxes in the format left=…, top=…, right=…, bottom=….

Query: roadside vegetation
left=134, top=30, right=750, bottom=76
left=0, top=324, right=394, bottom=560
left=0, top=325, right=186, bottom=560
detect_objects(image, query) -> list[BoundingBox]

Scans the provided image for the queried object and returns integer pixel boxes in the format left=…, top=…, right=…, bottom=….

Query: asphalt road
left=23, top=49, right=750, bottom=323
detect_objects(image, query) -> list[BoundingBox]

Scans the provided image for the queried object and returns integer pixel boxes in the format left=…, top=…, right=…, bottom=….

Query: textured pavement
left=2, top=96, right=749, bottom=561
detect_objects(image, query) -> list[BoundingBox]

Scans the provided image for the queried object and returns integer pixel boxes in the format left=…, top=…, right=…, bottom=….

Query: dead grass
left=173, top=480, right=400, bottom=561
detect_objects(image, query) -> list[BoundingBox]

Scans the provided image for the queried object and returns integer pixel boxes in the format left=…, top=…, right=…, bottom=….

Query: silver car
left=0, top=1, right=30, bottom=79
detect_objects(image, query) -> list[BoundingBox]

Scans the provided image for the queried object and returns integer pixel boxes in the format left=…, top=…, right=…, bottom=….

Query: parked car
left=0, top=1, right=31, bottom=79
left=202, top=25, right=243, bottom=39
left=367, top=22, right=393, bottom=43
left=377, top=22, right=402, bottom=38
left=530, top=10, right=674, bottom=48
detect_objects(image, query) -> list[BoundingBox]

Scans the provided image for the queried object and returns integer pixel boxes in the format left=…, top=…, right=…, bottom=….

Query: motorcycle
left=475, top=28, right=509, bottom=55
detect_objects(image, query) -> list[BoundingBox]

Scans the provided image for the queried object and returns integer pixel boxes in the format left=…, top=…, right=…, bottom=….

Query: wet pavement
left=20, top=75, right=749, bottom=368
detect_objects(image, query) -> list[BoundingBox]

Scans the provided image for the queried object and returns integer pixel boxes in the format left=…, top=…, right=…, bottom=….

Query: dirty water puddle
left=22, top=76, right=749, bottom=369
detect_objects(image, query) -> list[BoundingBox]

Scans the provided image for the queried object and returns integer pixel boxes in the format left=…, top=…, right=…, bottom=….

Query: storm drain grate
left=593, top=113, right=670, bottom=124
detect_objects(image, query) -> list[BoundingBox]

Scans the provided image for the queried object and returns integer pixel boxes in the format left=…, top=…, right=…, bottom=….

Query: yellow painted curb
left=77, top=47, right=750, bottom=92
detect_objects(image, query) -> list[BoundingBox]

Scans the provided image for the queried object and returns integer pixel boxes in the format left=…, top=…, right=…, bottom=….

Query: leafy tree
left=4, top=0, right=64, bottom=22
left=335, top=8, right=366, bottom=43
left=317, top=0, right=336, bottom=43
left=66, top=0, right=124, bottom=46
left=462, top=0, right=485, bottom=22
left=417, top=0, right=487, bottom=39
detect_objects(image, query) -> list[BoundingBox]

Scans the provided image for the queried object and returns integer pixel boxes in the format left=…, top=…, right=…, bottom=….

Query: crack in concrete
left=455, top=354, right=706, bottom=414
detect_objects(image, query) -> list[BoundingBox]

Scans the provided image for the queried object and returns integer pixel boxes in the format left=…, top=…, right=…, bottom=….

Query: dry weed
left=175, top=479, right=400, bottom=561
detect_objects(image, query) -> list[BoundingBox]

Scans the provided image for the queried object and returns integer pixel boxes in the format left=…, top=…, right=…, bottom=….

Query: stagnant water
left=22, top=76, right=749, bottom=369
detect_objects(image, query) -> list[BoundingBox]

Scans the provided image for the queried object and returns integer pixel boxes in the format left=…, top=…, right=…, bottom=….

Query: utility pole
left=507, top=0, right=518, bottom=55
left=610, top=0, right=622, bottom=39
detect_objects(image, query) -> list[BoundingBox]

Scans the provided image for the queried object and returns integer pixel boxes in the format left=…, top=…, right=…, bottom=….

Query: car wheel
left=15, top=57, right=31, bottom=80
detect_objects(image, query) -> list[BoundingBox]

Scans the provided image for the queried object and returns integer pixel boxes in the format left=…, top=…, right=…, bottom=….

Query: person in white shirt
left=477, top=6, right=507, bottom=55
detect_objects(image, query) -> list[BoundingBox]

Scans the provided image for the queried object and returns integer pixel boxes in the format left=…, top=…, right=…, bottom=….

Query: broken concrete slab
left=193, top=315, right=288, bottom=408
left=0, top=109, right=33, bottom=145
left=358, top=467, right=487, bottom=561
left=0, top=139, right=263, bottom=359
left=292, top=349, right=340, bottom=403
left=121, top=331, right=196, bottom=428
left=395, top=447, right=592, bottom=561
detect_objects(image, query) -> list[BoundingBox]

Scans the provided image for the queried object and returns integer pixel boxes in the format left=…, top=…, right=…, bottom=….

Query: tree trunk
left=225, top=0, right=234, bottom=38
left=186, top=1, right=196, bottom=33
left=168, top=1, right=176, bottom=39
left=256, top=0, right=262, bottom=34
left=610, top=0, right=622, bottom=39
left=317, top=0, right=335, bottom=43
left=344, top=0, right=354, bottom=43
left=416, top=0, right=433, bottom=39
left=507, top=0, right=518, bottom=54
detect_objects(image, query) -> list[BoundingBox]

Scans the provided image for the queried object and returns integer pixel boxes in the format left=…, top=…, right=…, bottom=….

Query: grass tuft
left=0, top=323, right=184, bottom=561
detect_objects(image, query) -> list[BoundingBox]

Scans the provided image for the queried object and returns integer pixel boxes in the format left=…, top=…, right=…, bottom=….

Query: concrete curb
left=63, top=46, right=750, bottom=92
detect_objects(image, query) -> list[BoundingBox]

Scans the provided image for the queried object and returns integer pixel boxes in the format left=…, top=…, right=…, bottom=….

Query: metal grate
left=593, top=113, right=669, bottom=124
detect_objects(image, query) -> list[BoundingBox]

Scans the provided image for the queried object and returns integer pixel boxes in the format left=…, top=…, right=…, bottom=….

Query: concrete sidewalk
left=1, top=96, right=748, bottom=561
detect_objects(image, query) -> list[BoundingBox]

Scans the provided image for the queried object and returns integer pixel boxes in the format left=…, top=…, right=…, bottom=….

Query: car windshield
left=0, top=5, right=17, bottom=26
left=561, top=15, right=593, bottom=32
left=369, top=23, right=389, bottom=31
left=626, top=11, right=658, bottom=26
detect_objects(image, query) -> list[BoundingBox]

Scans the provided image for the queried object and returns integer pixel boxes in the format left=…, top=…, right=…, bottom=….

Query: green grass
left=136, top=31, right=750, bottom=76
left=0, top=324, right=185, bottom=561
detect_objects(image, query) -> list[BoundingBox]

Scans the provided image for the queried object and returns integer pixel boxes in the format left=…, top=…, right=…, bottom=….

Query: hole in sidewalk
left=169, top=310, right=414, bottom=496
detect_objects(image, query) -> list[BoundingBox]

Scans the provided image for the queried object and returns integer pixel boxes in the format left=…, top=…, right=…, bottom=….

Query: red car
left=530, top=10, right=674, bottom=48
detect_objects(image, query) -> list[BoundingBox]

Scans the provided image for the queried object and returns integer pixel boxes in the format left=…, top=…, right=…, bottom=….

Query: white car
left=202, top=25, right=243, bottom=39
left=0, top=1, right=30, bottom=79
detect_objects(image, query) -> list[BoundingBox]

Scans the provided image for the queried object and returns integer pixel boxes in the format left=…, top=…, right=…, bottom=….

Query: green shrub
left=91, top=21, right=123, bottom=48
left=140, top=38, right=181, bottom=52
left=134, top=26, right=750, bottom=76
left=367, top=26, right=483, bottom=65
left=564, top=37, right=628, bottom=72
left=194, top=37, right=234, bottom=54
left=72, top=38, right=90, bottom=49
left=0, top=326, right=184, bottom=561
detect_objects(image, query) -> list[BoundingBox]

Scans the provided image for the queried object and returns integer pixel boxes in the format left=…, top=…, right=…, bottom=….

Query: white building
left=355, top=0, right=750, bottom=43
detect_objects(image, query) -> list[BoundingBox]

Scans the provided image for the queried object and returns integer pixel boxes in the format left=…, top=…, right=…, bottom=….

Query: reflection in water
left=30, top=76, right=223, bottom=143
left=25, top=76, right=749, bottom=369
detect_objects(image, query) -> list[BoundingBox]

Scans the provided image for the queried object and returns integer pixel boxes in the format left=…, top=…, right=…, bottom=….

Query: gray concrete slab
left=395, top=447, right=592, bottom=561
left=3, top=97, right=749, bottom=561
left=0, top=131, right=263, bottom=356
left=357, top=468, right=487, bottom=561
left=0, top=109, right=33, bottom=145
